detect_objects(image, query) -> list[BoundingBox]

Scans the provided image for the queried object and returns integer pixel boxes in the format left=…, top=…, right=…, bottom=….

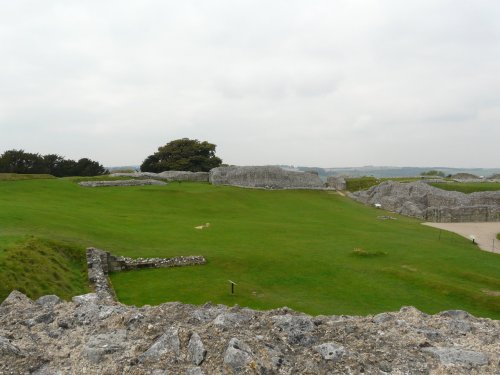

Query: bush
left=420, top=170, right=445, bottom=177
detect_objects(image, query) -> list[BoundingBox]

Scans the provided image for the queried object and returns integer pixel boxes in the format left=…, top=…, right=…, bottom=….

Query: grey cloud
left=1, top=0, right=499, bottom=167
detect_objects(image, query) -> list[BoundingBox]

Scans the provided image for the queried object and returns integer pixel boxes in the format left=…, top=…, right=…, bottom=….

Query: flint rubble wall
left=209, top=166, right=326, bottom=189
left=86, top=248, right=206, bottom=302
left=79, top=179, right=167, bottom=187
left=351, top=181, right=500, bottom=222
left=1, top=289, right=498, bottom=374
left=326, top=176, right=346, bottom=190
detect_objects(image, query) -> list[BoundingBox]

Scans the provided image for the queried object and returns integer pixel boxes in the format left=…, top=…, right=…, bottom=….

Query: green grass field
left=0, top=177, right=499, bottom=318
left=430, top=182, right=500, bottom=193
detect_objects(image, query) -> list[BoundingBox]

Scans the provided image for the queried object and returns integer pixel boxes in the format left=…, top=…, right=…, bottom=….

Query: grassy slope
left=0, top=173, right=55, bottom=181
left=0, top=236, right=88, bottom=300
left=0, top=179, right=498, bottom=318
left=430, top=182, right=500, bottom=193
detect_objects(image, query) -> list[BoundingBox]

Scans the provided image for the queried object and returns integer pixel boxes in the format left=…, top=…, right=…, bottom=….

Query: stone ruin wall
left=79, top=179, right=168, bottom=187
left=86, top=248, right=206, bottom=303
left=326, top=176, right=346, bottom=190
left=351, top=181, right=500, bottom=222
left=106, top=167, right=351, bottom=191
left=209, top=166, right=326, bottom=189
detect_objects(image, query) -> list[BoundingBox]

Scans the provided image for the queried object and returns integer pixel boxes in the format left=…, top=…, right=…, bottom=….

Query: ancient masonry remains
left=209, top=166, right=326, bottom=189
left=326, top=176, right=346, bottom=190
left=79, top=179, right=167, bottom=187
left=106, top=167, right=349, bottom=190
left=86, top=247, right=206, bottom=302
left=351, top=180, right=500, bottom=223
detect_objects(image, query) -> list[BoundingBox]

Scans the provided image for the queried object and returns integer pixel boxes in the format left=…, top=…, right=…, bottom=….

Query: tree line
left=0, top=138, right=222, bottom=177
left=0, top=150, right=107, bottom=177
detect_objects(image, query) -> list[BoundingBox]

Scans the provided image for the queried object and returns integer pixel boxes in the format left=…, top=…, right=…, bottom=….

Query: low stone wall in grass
left=85, top=248, right=206, bottom=302
left=86, top=248, right=116, bottom=303
left=79, top=179, right=167, bottom=187
left=110, top=171, right=209, bottom=182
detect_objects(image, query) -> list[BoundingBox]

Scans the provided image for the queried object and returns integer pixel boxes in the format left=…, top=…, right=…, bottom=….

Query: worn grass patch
left=0, top=236, right=89, bottom=301
left=0, top=179, right=499, bottom=318
left=351, top=248, right=387, bottom=257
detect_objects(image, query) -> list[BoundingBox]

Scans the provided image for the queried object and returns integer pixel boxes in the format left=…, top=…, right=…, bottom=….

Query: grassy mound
left=345, top=177, right=444, bottom=192
left=430, top=182, right=500, bottom=193
left=0, top=236, right=88, bottom=301
left=345, top=177, right=380, bottom=192
left=0, top=178, right=499, bottom=318
left=0, top=173, right=55, bottom=181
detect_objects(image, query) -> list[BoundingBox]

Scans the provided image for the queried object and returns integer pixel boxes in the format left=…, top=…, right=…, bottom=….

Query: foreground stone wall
left=209, top=166, right=325, bottom=189
left=1, top=290, right=498, bottom=374
left=351, top=181, right=500, bottom=222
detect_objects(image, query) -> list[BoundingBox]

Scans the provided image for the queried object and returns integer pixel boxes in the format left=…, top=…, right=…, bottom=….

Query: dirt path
left=423, top=222, right=500, bottom=254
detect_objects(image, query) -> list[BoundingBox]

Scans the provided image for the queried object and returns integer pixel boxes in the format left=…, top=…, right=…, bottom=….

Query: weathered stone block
left=209, top=166, right=325, bottom=189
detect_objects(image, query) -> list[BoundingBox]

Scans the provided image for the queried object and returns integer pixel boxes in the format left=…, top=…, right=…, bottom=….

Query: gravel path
left=423, top=222, right=500, bottom=254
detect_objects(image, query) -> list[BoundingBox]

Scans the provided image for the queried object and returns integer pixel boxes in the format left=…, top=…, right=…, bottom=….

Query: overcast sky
left=1, top=1, right=499, bottom=168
